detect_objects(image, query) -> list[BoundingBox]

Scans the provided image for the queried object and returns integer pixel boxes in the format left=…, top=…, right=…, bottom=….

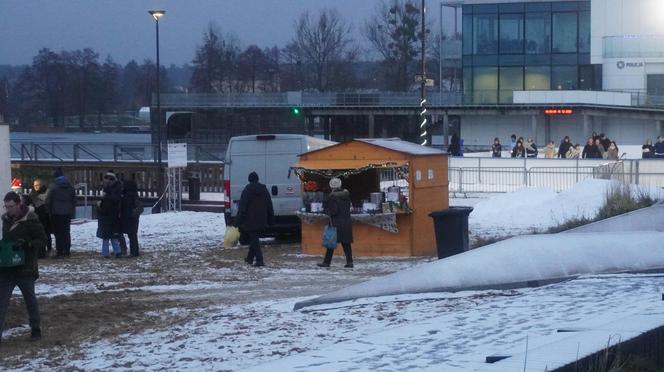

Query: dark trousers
left=322, top=243, right=353, bottom=265
left=0, top=277, right=41, bottom=336
left=246, top=231, right=264, bottom=265
left=118, top=232, right=139, bottom=257
left=51, top=215, right=72, bottom=257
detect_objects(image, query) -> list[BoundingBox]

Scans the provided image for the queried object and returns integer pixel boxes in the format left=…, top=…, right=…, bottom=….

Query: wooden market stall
left=291, top=138, right=448, bottom=257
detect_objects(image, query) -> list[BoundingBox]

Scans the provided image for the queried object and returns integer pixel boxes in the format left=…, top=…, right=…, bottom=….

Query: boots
left=30, top=328, right=41, bottom=341
left=343, top=244, right=353, bottom=268
left=317, top=249, right=334, bottom=267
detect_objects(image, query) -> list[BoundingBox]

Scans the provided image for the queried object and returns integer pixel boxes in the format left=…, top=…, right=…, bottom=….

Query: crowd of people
left=489, top=132, right=664, bottom=160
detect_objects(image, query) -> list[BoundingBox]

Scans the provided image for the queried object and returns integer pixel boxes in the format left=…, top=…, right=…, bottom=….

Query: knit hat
left=329, top=177, right=342, bottom=189
left=53, top=168, right=64, bottom=178
left=248, top=172, right=259, bottom=183
left=104, top=170, right=117, bottom=180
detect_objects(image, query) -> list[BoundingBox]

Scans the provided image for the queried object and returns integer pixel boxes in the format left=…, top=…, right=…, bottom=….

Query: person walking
left=120, top=179, right=142, bottom=258
left=448, top=133, right=462, bottom=156
left=0, top=192, right=46, bottom=343
left=97, top=171, right=123, bottom=258
left=236, top=172, right=273, bottom=267
left=26, top=178, right=51, bottom=258
left=45, top=168, right=76, bottom=258
left=318, top=178, right=354, bottom=268
left=491, top=138, right=502, bottom=158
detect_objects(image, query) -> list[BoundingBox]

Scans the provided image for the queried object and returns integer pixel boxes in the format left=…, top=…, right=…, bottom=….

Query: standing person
left=558, top=136, right=572, bottom=158
left=642, top=139, right=655, bottom=159
left=544, top=141, right=556, bottom=159
left=582, top=137, right=601, bottom=159
left=509, top=134, right=517, bottom=154
left=491, top=138, right=502, bottom=158
left=120, top=179, right=142, bottom=258
left=600, top=133, right=611, bottom=152
left=595, top=138, right=607, bottom=159
left=654, top=136, right=664, bottom=159
left=45, top=168, right=76, bottom=259
left=567, top=144, right=582, bottom=159
left=448, top=133, right=461, bottom=156
left=97, top=171, right=123, bottom=258
left=0, top=192, right=46, bottom=342
left=606, top=141, right=620, bottom=160
left=318, top=178, right=354, bottom=268
left=26, top=178, right=51, bottom=258
left=236, top=172, right=273, bottom=267
left=525, top=138, right=538, bottom=158
left=511, top=141, right=525, bottom=158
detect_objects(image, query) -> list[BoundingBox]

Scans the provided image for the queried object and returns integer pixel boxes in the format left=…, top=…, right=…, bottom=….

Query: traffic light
left=291, top=107, right=302, bottom=116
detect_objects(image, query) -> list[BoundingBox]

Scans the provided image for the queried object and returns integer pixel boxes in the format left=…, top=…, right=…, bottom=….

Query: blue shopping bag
left=322, top=224, right=337, bottom=249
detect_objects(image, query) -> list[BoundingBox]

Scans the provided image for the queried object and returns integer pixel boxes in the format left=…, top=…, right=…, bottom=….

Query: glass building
left=462, top=1, right=602, bottom=104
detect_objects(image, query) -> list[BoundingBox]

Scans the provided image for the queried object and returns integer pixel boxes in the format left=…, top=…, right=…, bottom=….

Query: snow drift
left=294, top=231, right=664, bottom=310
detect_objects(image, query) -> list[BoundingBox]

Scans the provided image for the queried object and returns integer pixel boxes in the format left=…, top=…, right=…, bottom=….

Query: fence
left=448, top=157, right=664, bottom=194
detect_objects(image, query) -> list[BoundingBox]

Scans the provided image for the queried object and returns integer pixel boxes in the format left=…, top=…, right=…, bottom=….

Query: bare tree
left=191, top=23, right=241, bottom=93
left=365, top=0, right=425, bottom=91
left=288, top=8, right=357, bottom=91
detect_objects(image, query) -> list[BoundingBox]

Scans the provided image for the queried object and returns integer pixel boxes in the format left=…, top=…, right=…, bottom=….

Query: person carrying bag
left=317, top=178, right=353, bottom=268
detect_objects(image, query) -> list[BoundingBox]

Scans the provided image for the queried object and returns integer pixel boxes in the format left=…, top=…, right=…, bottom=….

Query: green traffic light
left=291, top=107, right=301, bottom=116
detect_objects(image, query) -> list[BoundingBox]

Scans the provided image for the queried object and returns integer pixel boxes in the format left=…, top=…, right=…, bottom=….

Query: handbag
left=0, top=240, right=25, bottom=267
left=224, top=226, right=241, bottom=248
left=322, top=224, right=337, bottom=249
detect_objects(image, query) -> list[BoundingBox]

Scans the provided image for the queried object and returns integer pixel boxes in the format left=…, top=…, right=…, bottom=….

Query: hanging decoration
left=290, top=162, right=410, bottom=181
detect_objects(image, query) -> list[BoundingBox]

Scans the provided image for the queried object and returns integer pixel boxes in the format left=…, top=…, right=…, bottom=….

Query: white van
left=223, top=134, right=335, bottom=234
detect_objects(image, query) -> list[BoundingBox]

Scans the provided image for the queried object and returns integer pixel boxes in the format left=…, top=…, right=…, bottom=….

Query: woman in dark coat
left=318, top=177, right=353, bottom=268
left=120, top=179, right=141, bottom=257
left=236, top=171, right=274, bottom=267
left=97, top=171, right=123, bottom=258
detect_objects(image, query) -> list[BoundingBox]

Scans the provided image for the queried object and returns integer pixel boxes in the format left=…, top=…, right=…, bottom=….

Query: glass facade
left=462, top=1, right=599, bottom=104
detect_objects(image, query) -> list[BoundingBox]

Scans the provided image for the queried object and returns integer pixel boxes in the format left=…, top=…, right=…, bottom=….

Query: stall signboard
left=168, top=143, right=187, bottom=168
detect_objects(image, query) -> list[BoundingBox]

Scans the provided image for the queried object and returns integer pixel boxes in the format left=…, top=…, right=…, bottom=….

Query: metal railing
left=10, top=142, right=225, bottom=163
left=448, top=158, right=664, bottom=194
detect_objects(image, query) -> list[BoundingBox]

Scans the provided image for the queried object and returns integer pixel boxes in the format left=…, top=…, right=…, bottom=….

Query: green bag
left=0, top=240, right=25, bottom=267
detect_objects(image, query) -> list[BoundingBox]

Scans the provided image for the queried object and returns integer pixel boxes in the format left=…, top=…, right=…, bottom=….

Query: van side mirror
left=271, top=185, right=278, bottom=196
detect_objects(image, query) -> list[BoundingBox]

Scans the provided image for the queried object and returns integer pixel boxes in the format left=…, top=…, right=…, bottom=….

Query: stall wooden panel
left=301, top=215, right=414, bottom=257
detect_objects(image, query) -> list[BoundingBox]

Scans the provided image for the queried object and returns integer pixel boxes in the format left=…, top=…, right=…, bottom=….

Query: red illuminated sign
left=544, top=108, right=574, bottom=115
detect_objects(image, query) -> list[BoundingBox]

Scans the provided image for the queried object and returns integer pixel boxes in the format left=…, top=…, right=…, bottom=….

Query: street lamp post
left=149, top=9, right=165, bottom=211
left=419, top=0, right=428, bottom=146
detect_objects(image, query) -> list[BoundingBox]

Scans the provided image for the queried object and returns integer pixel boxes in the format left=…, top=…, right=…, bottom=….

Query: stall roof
left=293, top=159, right=408, bottom=170
left=356, top=138, right=445, bottom=156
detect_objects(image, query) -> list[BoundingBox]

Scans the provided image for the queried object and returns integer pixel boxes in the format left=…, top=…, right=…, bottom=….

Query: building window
left=579, top=65, right=594, bottom=90
left=525, top=12, right=551, bottom=54
left=463, top=15, right=473, bottom=55
left=499, top=67, right=524, bottom=103
left=579, top=11, right=590, bottom=53
left=473, top=14, right=498, bottom=55
left=500, top=13, right=524, bottom=54
left=552, top=65, right=578, bottom=90
left=473, top=67, right=498, bottom=103
left=552, top=12, right=577, bottom=53
left=525, top=66, right=550, bottom=90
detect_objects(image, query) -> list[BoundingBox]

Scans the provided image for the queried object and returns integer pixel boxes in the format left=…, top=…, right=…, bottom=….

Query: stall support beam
left=368, top=115, right=375, bottom=138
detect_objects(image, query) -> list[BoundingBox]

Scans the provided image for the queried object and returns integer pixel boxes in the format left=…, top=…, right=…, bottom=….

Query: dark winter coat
left=96, top=180, right=123, bottom=239
left=525, top=142, right=538, bottom=158
left=642, top=144, right=655, bottom=159
left=601, top=138, right=611, bottom=152
left=511, top=146, right=525, bottom=158
left=654, top=142, right=664, bottom=157
left=1, top=206, right=46, bottom=279
left=236, top=182, right=274, bottom=232
left=491, top=143, right=502, bottom=157
left=45, top=177, right=76, bottom=217
left=326, top=189, right=353, bottom=244
left=448, top=134, right=462, bottom=156
left=27, top=187, right=51, bottom=231
left=558, top=141, right=572, bottom=158
left=120, top=180, right=141, bottom=235
left=582, top=144, right=602, bottom=159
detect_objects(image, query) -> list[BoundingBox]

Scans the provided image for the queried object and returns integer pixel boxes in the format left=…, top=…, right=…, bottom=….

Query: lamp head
left=148, top=10, right=165, bottom=21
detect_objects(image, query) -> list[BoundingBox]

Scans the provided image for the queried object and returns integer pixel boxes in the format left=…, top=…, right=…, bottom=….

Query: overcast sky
left=0, top=0, right=457, bottom=67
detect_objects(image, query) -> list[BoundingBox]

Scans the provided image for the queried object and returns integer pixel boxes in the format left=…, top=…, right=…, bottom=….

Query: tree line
left=0, top=0, right=457, bottom=128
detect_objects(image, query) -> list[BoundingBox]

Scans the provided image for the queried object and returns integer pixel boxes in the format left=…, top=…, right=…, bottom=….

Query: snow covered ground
left=1, top=180, right=663, bottom=370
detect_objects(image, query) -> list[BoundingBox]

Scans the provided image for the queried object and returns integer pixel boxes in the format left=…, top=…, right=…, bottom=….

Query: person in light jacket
left=318, top=178, right=353, bottom=268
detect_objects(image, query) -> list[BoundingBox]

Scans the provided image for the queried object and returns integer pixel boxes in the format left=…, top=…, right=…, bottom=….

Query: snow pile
left=294, top=231, right=664, bottom=310
left=469, top=179, right=664, bottom=236
left=70, top=211, right=226, bottom=253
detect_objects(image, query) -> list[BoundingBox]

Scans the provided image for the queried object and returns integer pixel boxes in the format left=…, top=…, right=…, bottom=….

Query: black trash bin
left=429, top=206, right=474, bottom=259
left=188, top=177, right=201, bottom=201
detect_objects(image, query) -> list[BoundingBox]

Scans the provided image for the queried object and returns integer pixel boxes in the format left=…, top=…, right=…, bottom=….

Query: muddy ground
left=0, top=241, right=427, bottom=369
